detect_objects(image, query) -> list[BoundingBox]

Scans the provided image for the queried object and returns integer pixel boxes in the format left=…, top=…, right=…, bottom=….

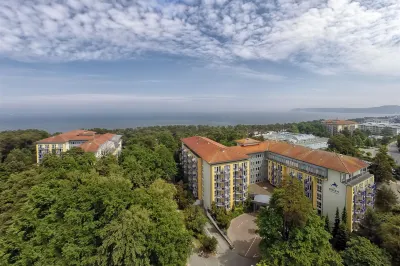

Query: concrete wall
left=202, top=161, right=211, bottom=210
left=249, top=152, right=268, bottom=184
left=323, top=169, right=346, bottom=223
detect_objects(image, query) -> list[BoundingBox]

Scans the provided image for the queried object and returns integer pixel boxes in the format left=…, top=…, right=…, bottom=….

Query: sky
left=1, top=0, right=400, bottom=114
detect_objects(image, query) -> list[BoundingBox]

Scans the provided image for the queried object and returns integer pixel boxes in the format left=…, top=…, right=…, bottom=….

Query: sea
left=0, top=111, right=391, bottom=133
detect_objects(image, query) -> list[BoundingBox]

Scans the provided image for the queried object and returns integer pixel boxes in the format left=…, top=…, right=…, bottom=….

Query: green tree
left=97, top=206, right=151, bottom=266
left=2, top=148, right=33, bottom=174
left=154, top=144, right=178, bottom=181
left=375, top=185, right=398, bottom=212
left=200, top=235, right=218, bottom=253
left=0, top=129, right=49, bottom=162
left=289, top=124, right=300, bottom=133
left=379, top=214, right=400, bottom=265
left=132, top=180, right=192, bottom=266
left=370, top=146, right=393, bottom=183
left=357, top=208, right=382, bottom=245
left=332, top=207, right=340, bottom=238
left=257, top=210, right=342, bottom=266
left=257, top=180, right=342, bottom=266
left=364, top=137, right=373, bottom=147
left=341, top=236, right=391, bottom=266
left=332, top=223, right=350, bottom=251
left=324, top=215, right=331, bottom=233
left=341, top=206, right=347, bottom=224
left=328, top=135, right=360, bottom=157
left=174, top=183, right=195, bottom=210
left=275, top=179, right=312, bottom=239
left=184, top=205, right=207, bottom=236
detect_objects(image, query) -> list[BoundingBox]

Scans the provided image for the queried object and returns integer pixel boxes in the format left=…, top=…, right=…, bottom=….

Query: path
left=388, top=142, right=400, bottom=166
left=188, top=222, right=258, bottom=266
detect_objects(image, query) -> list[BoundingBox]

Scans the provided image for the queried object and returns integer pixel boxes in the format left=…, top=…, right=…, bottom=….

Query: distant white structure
left=262, top=132, right=329, bottom=150
left=360, top=122, right=400, bottom=135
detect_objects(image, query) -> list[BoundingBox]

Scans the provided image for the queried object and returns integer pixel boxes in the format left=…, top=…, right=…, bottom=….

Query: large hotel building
left=36, top=130, right=122, bottom=163
left=181, top=136, right=375, bottom=231
left=322, top=120, right=359, bottom=136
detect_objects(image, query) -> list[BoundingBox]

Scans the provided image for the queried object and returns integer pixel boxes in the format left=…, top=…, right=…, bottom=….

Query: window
left=317, top=194, right=322, bottom=200
left=317, top=202, right=322, bottom=209
left=317, top=186, right=322, bottom=192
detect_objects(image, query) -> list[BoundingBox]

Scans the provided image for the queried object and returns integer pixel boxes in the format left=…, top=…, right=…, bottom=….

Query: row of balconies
left=215, top=193, right=230, bottom=199
left=215, top=169, right=230, bottom=175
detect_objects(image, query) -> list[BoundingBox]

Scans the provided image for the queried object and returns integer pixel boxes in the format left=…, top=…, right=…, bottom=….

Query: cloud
left=0, top=0, right=400, bottom=75
left=208, top=63, right=285, bottom=81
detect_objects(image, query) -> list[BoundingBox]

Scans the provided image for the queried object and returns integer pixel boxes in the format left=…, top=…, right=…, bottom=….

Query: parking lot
left=227, top=213, right=261, bottom=259
left=188, top=219, right=259, bottom=266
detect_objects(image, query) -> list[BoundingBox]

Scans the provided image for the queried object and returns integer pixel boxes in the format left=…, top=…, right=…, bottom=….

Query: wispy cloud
left=0, top=0, right=400, bottom=76
left=208, top=64, right=285, bottom=81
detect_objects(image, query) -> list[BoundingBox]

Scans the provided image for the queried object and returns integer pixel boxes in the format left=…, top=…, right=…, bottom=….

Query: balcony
left=215, top=193, right=229, bottom=199
left=235, top=197, right=244, bottom=202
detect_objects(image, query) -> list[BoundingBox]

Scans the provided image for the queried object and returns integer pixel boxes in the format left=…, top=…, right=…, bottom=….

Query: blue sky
left=1, top=0, right=400, bottom=113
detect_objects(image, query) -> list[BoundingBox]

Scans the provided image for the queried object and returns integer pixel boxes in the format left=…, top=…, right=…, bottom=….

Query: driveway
left=188, top=221, right=259, bottom=266
left=227, top=213, right=260, bottom=259
left=388, top=142, right=400, bottom=166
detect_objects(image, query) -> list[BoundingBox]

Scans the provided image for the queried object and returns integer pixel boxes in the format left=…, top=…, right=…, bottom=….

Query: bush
left=200, top=235, right=218, bottom=253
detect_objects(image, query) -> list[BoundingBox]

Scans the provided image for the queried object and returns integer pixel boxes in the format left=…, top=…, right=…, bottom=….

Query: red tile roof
left=323, top=120, right=358, bottom=125
left=37, top=130, right=97, bottom=144
left=235, top=138, right=261, bottom=146
left=181, top=136, right=248, bottom=164
left=265, top=141, right=368, bottom=173
left=182, top=136, right=368, bottom=173
left=79, top=133, right=115, bottom=152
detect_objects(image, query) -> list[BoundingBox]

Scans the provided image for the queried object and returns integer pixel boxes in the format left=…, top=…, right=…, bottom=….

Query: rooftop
left=182, top=136, right=368, bottom=173
left=235, top=138, right=261, bottom=146
left=79, top=133, right=119, bottom=152
left=346, top=173, right=374, bottom=186
left=323, top=120, right=358, bottom=125
left=181, top=136, right=248, bottom=164
left=360, top=122, right=400, bottom=129
left=37, top=130, right=121, bottom=153
left=37, top=130, right=97, bottom=144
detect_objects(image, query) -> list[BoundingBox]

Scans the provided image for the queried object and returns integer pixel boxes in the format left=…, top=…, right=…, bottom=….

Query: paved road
left=188, top=222, right=259, bottom=266
left=388, top=142, right=400, bottom=166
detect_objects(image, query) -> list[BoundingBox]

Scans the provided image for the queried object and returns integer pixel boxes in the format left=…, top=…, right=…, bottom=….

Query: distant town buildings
left=36, top=130, right=122, bottom=163
left=181, top=136, right=374, bottom=231
left=262, top=132, right=329, bottom=150
left=322, top=120, right=359, bottom=136
left=359, top=122, right=400, bottom=136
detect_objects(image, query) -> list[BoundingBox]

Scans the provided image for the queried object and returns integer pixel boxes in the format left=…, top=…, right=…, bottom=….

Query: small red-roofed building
left=36, top=130, right=122, bottom=163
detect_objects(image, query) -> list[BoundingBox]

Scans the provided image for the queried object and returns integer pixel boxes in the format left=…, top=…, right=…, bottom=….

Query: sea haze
left=0, top=112, right=390, bottom=133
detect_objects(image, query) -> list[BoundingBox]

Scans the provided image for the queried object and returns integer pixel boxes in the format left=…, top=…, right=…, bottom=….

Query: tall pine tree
left=341, top=206, right=347, bottom=224
left=324, top=215, right=331, bottom=233
left=332, top=207, right=340, bottom=237
left=332, top=222, right=350, bottom=251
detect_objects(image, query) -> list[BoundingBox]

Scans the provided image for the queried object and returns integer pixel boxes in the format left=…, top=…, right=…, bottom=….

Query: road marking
left=253, top=253, right=259, bottom=258
left=237, top=220, right=248, bottom=228
left=245, top=237, right=259, bottom=257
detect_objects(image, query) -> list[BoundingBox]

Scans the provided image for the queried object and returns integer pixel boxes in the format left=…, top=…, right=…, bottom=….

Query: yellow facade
left=36, top=143, right=66, bottom=163
left=268, top=158, right=374, bottom=232
left=346, top=175, right=375, bottom=231
left=267, top=159, right=321, bottom=210
left=209, top=160, right=249, bottom=209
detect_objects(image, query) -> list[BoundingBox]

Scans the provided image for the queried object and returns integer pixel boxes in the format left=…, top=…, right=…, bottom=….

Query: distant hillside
left=292, top=105, right=400, bottom=114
